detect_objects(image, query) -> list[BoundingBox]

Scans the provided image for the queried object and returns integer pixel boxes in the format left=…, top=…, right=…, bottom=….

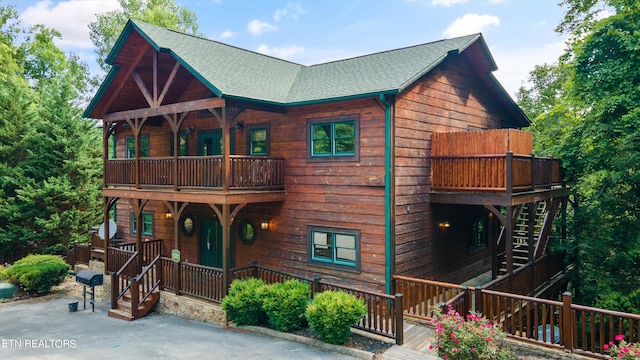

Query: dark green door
left=200, top=219, right=233, bottom=268
left=199, top=130, right=234, bottom=155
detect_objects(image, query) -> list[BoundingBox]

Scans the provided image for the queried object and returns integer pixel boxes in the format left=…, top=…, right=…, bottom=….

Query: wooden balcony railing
left=431, top=152, right=564, bottom=193
left=105, top=155, right=285, bottom=190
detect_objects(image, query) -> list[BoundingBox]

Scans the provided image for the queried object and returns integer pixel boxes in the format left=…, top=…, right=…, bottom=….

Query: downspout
left=380, top=94, right=395, bottom=295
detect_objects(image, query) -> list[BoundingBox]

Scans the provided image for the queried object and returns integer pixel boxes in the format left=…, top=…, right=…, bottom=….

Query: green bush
left=6, top=255, right=69, bottom=294
left=262, top=280, right=310, bottom=332
left=221, top=278, right=268, bottom=326
left=0, top=265, right=7, bottom=281
left=305, top=290, right=367, bottom=344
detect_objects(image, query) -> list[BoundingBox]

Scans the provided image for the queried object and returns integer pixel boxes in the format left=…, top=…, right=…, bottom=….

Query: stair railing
left=130, top=253, right=162, bottom=319
left=110, top=251, right=139, bottom=310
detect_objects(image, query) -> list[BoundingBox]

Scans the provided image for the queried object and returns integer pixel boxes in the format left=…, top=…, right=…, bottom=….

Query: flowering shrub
left=429, top=306, right=512, bottom=359
left=604, top=334, right=640, bottom=359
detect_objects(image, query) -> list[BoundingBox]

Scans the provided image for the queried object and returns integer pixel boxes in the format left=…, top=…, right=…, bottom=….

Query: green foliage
left=0, top=265, right=7, bottom=281
left=221, top=278, right=268, bottom=326
left=604, top=334, right=640, bottom=359
left=89, top=0, right=200, bottom=73
left=305, top=291, right=366, bottom=345
left=517, top=0, right=640, bottom=313
left=430, top=307, right=512, bottom=360
left=0, top=5, right=102, bottom=255
left=6, top=254, right=69, bottom=294
left=261, top=280, right=310, bottom=332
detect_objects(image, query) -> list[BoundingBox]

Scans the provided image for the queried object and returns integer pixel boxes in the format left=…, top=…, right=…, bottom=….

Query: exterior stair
left=500, top=202, right=547, bottom=275
left=108, top=283, right=160, bottom=321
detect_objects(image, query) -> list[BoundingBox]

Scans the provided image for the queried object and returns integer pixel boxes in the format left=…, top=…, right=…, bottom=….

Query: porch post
left=221, top=107, right=230, bottom=192
left=103, top=198, right=110, bottom=275
left=221, top=203, right=231, bottom=296
left=505, top=205, right=514, bottom=277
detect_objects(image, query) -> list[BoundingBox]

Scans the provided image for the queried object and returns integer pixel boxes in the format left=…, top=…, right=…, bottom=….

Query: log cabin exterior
left=85, top=20, right=569, bottom=307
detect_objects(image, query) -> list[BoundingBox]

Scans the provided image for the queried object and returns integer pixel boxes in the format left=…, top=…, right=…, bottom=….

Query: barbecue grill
left=75, top=270, right=103, bottom=312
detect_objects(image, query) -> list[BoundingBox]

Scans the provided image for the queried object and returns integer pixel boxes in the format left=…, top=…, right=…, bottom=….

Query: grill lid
left=75, top=270, right=103, bottom=287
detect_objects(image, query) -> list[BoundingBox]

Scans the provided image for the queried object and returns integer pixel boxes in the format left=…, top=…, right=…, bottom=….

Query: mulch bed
left=292, top=327, right=393, bottom=355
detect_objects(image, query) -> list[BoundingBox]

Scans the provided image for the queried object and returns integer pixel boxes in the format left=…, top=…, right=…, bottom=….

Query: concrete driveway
left=0, top=296, right=358, bottom=360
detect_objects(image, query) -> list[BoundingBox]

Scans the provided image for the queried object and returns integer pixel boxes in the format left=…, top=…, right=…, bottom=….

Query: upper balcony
left=430, top=129, right=568, bottom=206
left=104, top=155, right=286, bottom=204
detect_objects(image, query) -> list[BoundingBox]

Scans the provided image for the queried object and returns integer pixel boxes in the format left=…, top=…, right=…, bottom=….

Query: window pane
left=335, top=234, right=355, bottom=248
left=313, top=232, right=332, bottom=260
left=141, top=137, right=149, bottom=157
left=250, top=128, right=267, bottom=155
left=336, top=248, right=356, bottom=262
left=127, top=137, right=149, bottom=158
left=335, top=138, right=355, bottom=154
left=127, top=138, right=135, bottom=158
left=142, top=213, right=153, bottom=236
left=334, top=121, right=354, bottom=138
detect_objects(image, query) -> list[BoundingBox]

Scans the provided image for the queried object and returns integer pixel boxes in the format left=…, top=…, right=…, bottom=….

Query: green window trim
left=126, top=135, right=149, bottom=158
left=308, top=226, right=360, bottom=272
left=307, top=115, right=359, bottom=162
left=131, top=212, right=154, bottom=237
left=247, top=123, right=270, bottom=156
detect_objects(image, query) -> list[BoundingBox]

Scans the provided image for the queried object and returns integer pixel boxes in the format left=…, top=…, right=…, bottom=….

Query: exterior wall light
left=165, top=212, right=173, bottom=219
left=260, top=218, right=270, bottom=230
left=439, top=221, right=450, bottom=229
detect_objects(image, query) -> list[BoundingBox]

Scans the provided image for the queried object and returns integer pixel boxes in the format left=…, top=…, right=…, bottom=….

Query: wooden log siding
left=104, top=156, right=285, bottom=190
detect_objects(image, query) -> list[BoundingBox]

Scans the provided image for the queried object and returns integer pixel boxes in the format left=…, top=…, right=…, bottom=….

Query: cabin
left=85, top=20, right=569, bottom=320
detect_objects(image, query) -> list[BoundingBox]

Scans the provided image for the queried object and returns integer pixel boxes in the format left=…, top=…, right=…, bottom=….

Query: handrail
left=130, top=254, right=162, bottom=319
left=110, top=251, right=139, bottom=310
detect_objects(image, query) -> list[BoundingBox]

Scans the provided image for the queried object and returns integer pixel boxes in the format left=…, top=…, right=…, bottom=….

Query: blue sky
left=13, top=0, right=571, bottom=98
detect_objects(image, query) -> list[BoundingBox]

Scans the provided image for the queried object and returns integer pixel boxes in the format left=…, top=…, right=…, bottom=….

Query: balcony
left=105, top=155, right=285, bottom=191
left=430, top=129, right=568, bottom=205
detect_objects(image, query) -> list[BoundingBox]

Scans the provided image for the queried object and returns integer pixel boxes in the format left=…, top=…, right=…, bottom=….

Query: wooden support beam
left=132, top=71, right=154, bottom=107
left=157, top=61, right=180, bottom=106
left=103, top=98, right=225, bottom=122
left=100, top=42, right=150, bottom=114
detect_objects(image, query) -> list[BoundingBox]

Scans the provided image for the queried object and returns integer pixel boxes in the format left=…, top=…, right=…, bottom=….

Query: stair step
left=108, top=308, right=133, bottom=321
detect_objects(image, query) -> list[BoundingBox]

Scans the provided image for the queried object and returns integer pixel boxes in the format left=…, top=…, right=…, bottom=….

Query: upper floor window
left=247, top=124, right=270, bottom=156
left=169, top=132, right=188, bottom=156
left=307, top=115, right=359, bottom=161
left=308, top=226, right=360, bottom=271
left=126, top=135, right=149, bottom=158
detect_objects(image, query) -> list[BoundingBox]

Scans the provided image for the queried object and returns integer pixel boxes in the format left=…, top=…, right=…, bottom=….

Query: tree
left=518, top=0, right=640, bottom=312
left=0, top=4, right=102, bottom=254
left=89, top=0, right=199, bottom=73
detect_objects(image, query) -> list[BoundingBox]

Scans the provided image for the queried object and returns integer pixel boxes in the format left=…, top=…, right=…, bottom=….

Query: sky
left=12, top=0, right=572, bottom=99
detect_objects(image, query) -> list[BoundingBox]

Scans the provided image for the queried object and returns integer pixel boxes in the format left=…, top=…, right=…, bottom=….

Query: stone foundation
left=155, top=291, right=227, bottom=326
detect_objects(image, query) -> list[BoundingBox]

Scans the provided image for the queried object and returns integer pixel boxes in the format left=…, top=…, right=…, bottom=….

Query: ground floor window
left=308, top=226, right=360, bottom=271
left=470, top=217, right=488, bottom=252
left=131, top=212, right=153, bottom=237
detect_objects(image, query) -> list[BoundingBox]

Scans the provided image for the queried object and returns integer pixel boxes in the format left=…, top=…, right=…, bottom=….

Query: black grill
left=75, top=270, right=103, bottom=312
left=75, top=270, right=103, bottom=287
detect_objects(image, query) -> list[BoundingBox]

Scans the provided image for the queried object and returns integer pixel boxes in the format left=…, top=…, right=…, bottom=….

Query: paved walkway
left=0, top=296, right=359, bottom=360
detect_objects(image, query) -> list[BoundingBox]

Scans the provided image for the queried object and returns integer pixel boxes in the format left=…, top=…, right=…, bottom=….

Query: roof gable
left=86, top=20, right=527, bottom=127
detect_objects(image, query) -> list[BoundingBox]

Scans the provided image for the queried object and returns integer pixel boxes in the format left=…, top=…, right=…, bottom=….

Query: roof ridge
left=130, top=19, right=306, bottom=68
left=304, top=33, right=481, bottom=68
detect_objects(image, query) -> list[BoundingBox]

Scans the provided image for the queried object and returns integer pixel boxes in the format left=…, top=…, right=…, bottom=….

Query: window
left=309, top=226, right=360, bottom=271
left=126, top=136, right=149, bottom=158
left=307, top=116, right=359, bottom=161
left=169, top=132, right=188, bottom=156
left=131, top=212, right=154, bottom=236
left=470, top=218, right=488, bottom=251
left=247, top=124, right=270, bottom=155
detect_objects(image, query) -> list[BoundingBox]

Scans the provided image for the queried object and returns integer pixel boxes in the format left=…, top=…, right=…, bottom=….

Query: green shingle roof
left=102, top=20, right=483, bottom=106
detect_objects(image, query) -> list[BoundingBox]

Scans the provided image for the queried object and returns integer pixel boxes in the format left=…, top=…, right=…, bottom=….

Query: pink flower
left=616, top=334, right=626, bottom=342
left=604, top=344, right=609, bottom=350
left=443, top=355, right=448, bottom=359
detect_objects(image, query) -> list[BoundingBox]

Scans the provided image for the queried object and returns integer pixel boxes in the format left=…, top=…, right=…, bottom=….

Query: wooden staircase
left=108, top=252, right=162, bottom=321
left=108, top=284, right=160, bottom=321
left=500, top=202, right=547, bottom=275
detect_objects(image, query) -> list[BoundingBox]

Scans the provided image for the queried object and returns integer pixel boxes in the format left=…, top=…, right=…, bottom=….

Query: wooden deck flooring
left=379, top=320, right=439, bottom=360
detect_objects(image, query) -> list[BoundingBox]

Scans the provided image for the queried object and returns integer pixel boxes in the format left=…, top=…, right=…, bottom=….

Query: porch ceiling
left=430, top=187, right=570, bottom=206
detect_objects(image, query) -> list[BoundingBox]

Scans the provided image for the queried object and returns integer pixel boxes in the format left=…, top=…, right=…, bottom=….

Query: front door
left=199, top=130, right=234, bottom=156
left=200, top=219, right=233, bottom=268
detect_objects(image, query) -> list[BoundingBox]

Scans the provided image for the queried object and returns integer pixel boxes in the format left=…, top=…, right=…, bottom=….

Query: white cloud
left=432, top=0, right=468, bottom=7
left=492, top=40, right=567, bottom=98
left=247, top=19, right=277, bottom=35
left=489, top=0, right=508, bottom=3
left=256, top=44, right=304, bottom=60
left=273, top=2, right=305, bottom=21
left=219, top=30, right=236, bottom=39
left=19, top=0, right=120, bottom=49
left=442, top=13, right=500, bottom=38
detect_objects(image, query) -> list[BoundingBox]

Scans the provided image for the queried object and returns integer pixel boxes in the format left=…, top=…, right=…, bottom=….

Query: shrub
left=221, top=278, right=268, bottom=326
left=604, top=334, right=640, bottom=359
left=262, top=279, right=310, bottom=332
left=305, top=290, right=367, bottom=344
left=430, top=306, right=512, bottom=360
left=6, top=255, right=69, bottom=294
left=0, top=265, right=7, bottom=281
